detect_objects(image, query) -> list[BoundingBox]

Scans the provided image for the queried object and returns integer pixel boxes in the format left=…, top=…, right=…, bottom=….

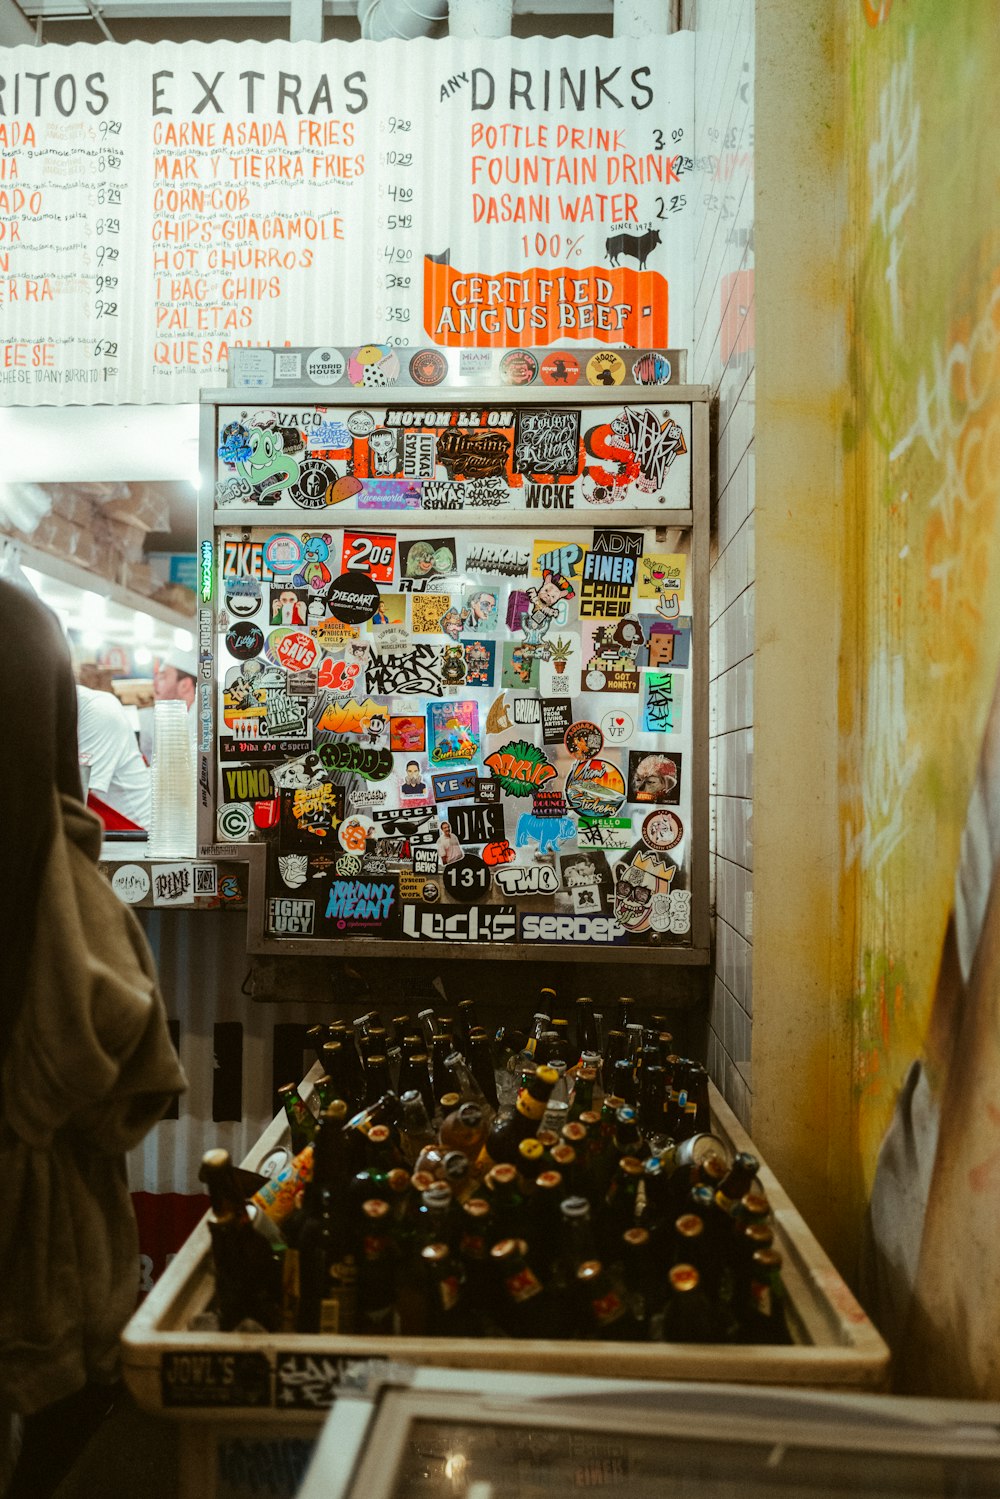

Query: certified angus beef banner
left=0, top=36, right=694, bottom=405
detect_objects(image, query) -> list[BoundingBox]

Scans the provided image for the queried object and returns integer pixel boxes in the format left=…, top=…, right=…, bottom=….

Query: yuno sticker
left=341, top=530, right=397, bottom=583
left=325, top=572, right=381, bottom=625
left=263, top=534, right=303, bottom=575
left=267, top=898, right=316, bottom=936
left=642, top=670, right=684, bottom=734
left=564, top=758, right=627, bottom=818
left=226, top=622, right=264, bottom=661
left=632, top=352, right=673, bottom=385
left=427, top=700, right=480, bottom=765
left=627, top=751, right=682, bottom=805
left=484, top=740, right=557, bottom=797
left=110, top=864, right=150, bottom=904
left=222, top=765, right=274, bottom=803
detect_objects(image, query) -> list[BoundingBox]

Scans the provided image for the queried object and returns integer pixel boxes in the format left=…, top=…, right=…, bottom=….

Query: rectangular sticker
left=578, top=816, right=634, bottom=851
left=267, top=898, right=316, bottom=936
left=642, top=670, right=684, bottom=734
left=427, top=699, right=480, bottom=765
left=448, top=801, right=505, bottom=846
left=151, top=863, right=196, bottom=907
left=627, top=750, right=682, bottom=805
left=432, top=768, right=478, bottom=802
left=341, top=531, right=397, bottom=583
left=161, top=1352, right=272, bottom=1409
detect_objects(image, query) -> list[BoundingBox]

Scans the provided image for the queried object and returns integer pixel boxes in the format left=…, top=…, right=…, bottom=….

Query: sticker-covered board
left=213, top=405, right=695, bottom=950
left=214, top=400, right=692, bottom=513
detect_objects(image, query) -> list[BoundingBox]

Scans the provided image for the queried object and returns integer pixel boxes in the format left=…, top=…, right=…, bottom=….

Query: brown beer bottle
left=199, top=1149, right=282, bottom=1332
left=481, top=1065, right=559, bottom=1166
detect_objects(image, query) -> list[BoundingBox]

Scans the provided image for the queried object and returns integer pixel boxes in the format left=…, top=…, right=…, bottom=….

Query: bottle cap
left=578, top=1110, right=601, bottom=1128
left=439, top=1092, right=461, bottom=1110
left=368, top=1124, right=391, bottom=1145
left=362, top=1198, right=390, bottom=1220
left=551, top=1144, right=576, bottom=1168
left=535, top=1171, right=563, bottom=1190
left=464, top=1197, right=490, bottom=1220
left=561, top=1122, right=588, bottom=1143
left=560, top=1195, right=590, bottom=1221
left=489, top=1238, right=520, bottom=1260
left=199, top=1148, right=231, bottom=1174
left=456, top=1103, right=484, bottom=1128
left=669, top=1263, right=700, bottom=1292
left=487, top=1163, right=518, bottom=1187
left=421, top=1242, right=449, bottom=1264
left=675, top=1214, right=704, bottom=1239
left=518, top=1139, right=544, bottom=1161
left=387, top=1168, right=411, bottom=1194
left=576, top=1259, right=603, bottom=1282
left=422, top=1183, right=453, bottom=1208
left=411, top=1170, right=436, bottom=1192
left=534, top=1065, right=559, bottom=1086
left=441, top=1152, right=470, bottom=1181
left=623, top=1227, right=650, bottom=1247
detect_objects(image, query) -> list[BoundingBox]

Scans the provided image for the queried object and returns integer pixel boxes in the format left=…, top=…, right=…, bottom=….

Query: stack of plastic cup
left=148, top=699, right=196, bottom=856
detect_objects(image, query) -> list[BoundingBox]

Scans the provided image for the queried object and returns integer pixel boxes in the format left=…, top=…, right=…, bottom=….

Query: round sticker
left=336, top=854, right=363, bottom=877
left=348, top=344, right=400, bottom=387
left=226, top=622, right=265, bottom=661
left=339, top=814, right=375, bottom=853
left=110, top=864, right=150, bottom=904
left=541, top=351, right=581, bottom=386
left=443, top=853, right=492, bottom=903
left=263, top=533, right=303, bottom=573
left=586, top=351, right=626, bottom=387
left=642, top=808, right=684, bottom=852
left=499, top=349, right=538, bottom=387
left=600, top=709, right=635, bottom=745
left=409, top=348, right=448, bottom=387
left=325, top=572, right=381, bottom=625
left=632, top=351, right=672, bottom=386
left=226, top=579, right=261, bottom=617
left=273, top=630, right=319, bottom=673
left=564, top=758, right=627, bottom=818
left=217, top=802, right=254, bottom=840
left=421, top=881, right=441, bottom=903
left=305, top=348, right=346, bottom=385
left=564, top=720, right=604, bottom=759
left=288, top=458, right=339, bottom=510
left=346, top=410, right=376, bottom=438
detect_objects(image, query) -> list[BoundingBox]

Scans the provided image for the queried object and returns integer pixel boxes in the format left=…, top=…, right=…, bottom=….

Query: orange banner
left=423, top=257, right=668, bottom=348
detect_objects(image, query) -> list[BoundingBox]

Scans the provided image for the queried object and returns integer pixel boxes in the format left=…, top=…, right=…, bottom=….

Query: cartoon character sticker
left=612, top=843, right=678, bottom=933
left=461, top=588, right=500, bottom=633
left=522, top=569, right=575, bottom=645
left=292, top=534, right=335, bottom=592
left=400, top=537, right=456, bottom=583
left=427, top=700, right=481, bottom=765
left=581, top=617, right=646, bottom=694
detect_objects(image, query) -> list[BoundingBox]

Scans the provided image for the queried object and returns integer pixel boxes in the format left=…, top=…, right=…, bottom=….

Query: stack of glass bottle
left=198, top=996, right=792, bottom=1346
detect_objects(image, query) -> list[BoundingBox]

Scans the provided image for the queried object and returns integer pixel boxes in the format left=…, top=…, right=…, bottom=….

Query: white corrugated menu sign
left=0, top=36, right=694, bottom=404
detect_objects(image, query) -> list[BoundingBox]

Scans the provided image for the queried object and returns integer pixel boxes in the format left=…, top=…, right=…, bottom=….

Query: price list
left=0, top=95, right=131, bottom=397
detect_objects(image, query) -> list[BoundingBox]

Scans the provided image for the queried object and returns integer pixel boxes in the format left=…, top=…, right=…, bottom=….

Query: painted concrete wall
left=750, top=0, right=1000, bottom=1395
left=685, top=0, right=756, bottom=1132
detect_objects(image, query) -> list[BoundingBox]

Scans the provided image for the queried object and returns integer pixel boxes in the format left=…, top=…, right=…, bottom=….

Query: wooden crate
left=121, top=1082, right=889, bottom=1421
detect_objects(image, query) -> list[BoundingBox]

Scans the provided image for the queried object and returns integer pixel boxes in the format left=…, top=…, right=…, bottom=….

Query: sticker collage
left=213, top=401, right=695, bottom=949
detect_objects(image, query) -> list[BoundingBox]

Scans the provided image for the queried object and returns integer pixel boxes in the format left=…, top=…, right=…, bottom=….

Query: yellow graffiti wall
left=845, top=1, right=1000, bottom=1186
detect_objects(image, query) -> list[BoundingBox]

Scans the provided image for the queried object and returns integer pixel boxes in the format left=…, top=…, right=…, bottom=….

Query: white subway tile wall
left=686, top=0, right=755, bottom=1130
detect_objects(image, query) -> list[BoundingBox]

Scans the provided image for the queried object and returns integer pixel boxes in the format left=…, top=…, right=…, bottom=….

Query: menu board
left=210, top=397, right=697, bottom=951
left=0, top=35, right=694, bottom=405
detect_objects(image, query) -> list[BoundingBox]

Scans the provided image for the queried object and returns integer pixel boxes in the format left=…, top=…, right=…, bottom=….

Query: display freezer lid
left=299, top=1379, right=1000, bottom=1499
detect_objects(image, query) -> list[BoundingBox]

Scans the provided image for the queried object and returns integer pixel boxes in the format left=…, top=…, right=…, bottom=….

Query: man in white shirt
left=76, top=684, right=152, bottom=829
